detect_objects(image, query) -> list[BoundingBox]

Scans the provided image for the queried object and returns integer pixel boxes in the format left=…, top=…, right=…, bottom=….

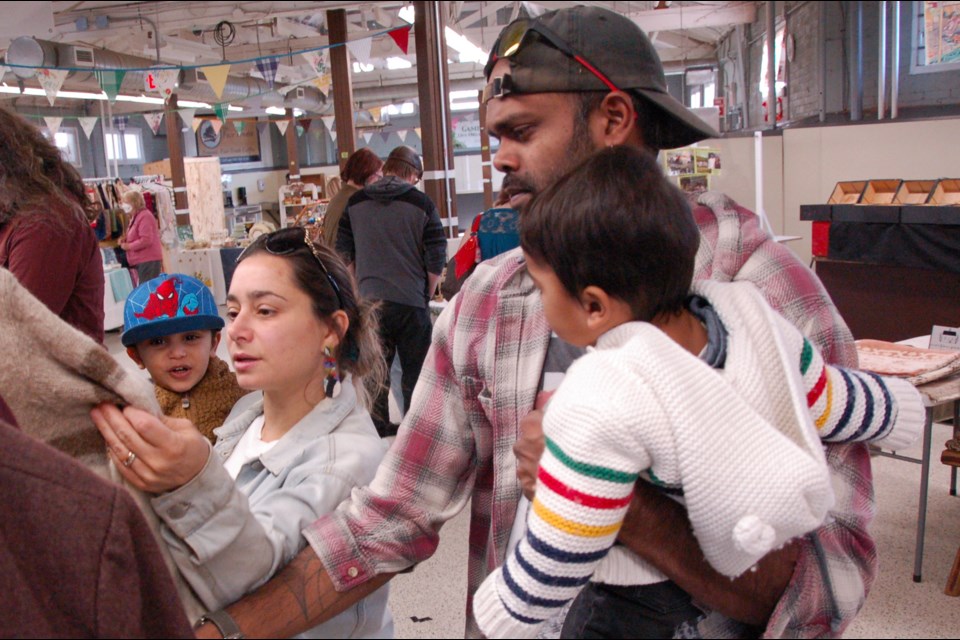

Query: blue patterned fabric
left=476, top=207, right=520, bottom=261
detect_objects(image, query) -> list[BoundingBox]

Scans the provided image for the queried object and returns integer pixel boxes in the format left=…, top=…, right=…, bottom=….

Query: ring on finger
left=122, top=450, right=137, bottom=467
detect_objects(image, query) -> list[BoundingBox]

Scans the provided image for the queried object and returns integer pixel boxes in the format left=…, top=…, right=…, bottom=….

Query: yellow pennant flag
left=368, top=106, right=382, bottom=122
left=203, top=64, right=232, bottom=100
left=312, top=74, right=332, bottom=96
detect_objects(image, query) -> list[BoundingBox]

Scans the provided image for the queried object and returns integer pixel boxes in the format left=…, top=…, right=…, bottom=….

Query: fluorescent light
left=450, top=100, right=479, bottom=112
left=265, top=106, right=286, bottom=115
left=0, top=85, right=241, bottom=110
left=386, top=57, right=412, bottom=70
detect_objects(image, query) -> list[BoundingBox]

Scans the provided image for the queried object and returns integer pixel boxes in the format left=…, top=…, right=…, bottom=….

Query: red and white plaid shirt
left=303, top=192, right=874, bottom=639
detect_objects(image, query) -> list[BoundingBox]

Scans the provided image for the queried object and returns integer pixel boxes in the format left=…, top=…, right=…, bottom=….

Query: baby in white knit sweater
left=473, top=147, right=923, bottom=639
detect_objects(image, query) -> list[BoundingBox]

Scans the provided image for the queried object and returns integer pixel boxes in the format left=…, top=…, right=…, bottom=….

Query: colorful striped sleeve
left=800, top=338, right=924, bottom=450
left=473, top=388, right=646, bottom=639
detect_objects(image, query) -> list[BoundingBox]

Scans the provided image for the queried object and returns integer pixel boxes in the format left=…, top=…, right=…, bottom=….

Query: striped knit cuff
left=874, top=377, right=925, bottom=451
left=473, top=572, right=541, bottom=639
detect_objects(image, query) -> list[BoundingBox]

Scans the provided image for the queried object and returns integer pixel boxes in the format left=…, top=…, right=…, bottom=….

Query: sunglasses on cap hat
left=237, top=226, right=344, bottom=310
left=482, top=17, right=622, bottom=104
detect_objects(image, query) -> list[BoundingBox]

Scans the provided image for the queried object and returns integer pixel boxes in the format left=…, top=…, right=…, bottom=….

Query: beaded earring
left=323, top=345, right=339, bottom=397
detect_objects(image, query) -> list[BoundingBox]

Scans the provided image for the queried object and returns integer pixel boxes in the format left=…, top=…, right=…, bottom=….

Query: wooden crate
left=894, top=180, right=937, bottom=204
left=862, top=179, right=902, bottom=204
left=931, top=179, right=960, bottom=205
left=827, top=181, right=867, bottom=204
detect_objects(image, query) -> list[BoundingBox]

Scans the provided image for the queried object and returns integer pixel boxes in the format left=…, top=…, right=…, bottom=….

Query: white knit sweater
left=474, top=280, right=923, bottom=639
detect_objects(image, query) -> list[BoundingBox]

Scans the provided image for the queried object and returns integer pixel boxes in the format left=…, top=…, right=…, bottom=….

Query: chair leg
left=947, top=546, right=960, bottom=597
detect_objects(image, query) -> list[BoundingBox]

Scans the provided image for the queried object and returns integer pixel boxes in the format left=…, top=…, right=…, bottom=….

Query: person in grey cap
left=335, top=145, right=447, bottom=438
left=189, top=7, right=863, bottom=640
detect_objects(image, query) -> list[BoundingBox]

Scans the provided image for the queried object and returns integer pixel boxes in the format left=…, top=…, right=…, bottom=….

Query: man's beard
left=502, top=125, right=599, bottom=205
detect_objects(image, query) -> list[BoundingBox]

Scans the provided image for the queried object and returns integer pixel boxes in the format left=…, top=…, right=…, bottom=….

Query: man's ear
left=594, top=91, right=643, bottom=148
left=125, top=346, right=145, bottom=369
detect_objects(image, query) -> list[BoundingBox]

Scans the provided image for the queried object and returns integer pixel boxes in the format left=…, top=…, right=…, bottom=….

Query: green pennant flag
left=95, top=69, right=126, bottom=103
left=233, top=120, right=246, bottom=136
left=213, top=103, right=229, bottom=123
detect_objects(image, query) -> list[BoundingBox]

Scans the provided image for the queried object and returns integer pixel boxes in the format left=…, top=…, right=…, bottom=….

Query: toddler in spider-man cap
left=122, top=273, right=247, bottom=442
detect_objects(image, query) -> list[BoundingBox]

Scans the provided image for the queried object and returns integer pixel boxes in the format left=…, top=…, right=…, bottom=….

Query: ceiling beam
left=627, top=2, right=756, bottom=32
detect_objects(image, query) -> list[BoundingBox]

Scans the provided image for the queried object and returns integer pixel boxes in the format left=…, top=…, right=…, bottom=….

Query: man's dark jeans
left=560, top=580, right=705, bottom=639
left=371, top=301, right=432, bottom=437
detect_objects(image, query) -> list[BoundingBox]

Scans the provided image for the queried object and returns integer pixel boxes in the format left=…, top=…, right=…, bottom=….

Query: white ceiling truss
left=1, top=1, right=757, bottom=115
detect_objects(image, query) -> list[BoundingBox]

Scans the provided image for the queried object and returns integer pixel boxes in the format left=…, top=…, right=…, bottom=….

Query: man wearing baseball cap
left=196, top=7, right=864, bottom=639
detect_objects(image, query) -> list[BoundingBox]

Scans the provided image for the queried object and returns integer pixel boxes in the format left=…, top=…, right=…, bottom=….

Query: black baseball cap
left=483, top=6, right=719, bottom=149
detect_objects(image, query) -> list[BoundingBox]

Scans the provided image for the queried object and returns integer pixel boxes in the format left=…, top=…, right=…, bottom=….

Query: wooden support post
left=328, top=8, right=356, bottom=169
left=285, top=107, right=300, bottom=181
left=414, top=1, right=458, bottom=236
left=165, top=94, right=190, bottom=226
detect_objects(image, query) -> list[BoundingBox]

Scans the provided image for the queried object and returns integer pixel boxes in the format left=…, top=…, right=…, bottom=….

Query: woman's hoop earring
left=323, top=345, right=339, bottom=396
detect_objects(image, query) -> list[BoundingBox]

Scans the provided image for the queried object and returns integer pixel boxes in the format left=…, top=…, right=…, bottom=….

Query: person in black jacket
left=336, top=146, right=447, bottom=437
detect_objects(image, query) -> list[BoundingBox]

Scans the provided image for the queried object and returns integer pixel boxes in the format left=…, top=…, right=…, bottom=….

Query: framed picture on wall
left=196, top=119, right=261, bottom=164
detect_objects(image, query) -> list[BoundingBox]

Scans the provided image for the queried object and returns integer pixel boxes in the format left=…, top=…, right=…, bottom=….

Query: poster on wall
left=451, top=115, right=482, bottom=150
left=663, top=146, right=720, bottom=197
left=924, top=1, right=960, bottom=65
left=196, top=119, right=261, bottom=163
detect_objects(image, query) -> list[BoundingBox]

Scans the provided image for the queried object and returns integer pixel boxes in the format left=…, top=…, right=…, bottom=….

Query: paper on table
left=856, top=339, right=960, bottom=385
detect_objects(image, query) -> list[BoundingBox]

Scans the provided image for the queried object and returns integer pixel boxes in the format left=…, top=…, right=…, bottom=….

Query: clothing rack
left=131, top=174, right=166, bottom=184
left=83, top=177, right=122, bottom=184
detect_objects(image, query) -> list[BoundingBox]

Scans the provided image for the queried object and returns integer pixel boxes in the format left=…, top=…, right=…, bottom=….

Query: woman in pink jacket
left=120, top=190, right=163, bottom=284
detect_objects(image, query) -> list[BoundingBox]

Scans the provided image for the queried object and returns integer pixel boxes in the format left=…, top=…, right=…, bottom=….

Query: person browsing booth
left=184, top=7, right=872, bottom=639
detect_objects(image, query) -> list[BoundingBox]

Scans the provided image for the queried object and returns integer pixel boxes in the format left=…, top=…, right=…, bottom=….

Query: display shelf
left=279, top=183, right=320, bottom=228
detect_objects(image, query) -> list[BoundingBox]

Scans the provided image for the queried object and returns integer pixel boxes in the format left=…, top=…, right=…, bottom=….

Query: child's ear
left=210, top=331, right=222, bottom=356
left=125, top=346, right=145, bottom=369
left=580, top=286, right=608, bottom=323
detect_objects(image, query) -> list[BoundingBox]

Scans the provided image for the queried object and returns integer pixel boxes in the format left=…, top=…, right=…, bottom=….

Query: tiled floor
left=105, top=325, right=960, bottom=638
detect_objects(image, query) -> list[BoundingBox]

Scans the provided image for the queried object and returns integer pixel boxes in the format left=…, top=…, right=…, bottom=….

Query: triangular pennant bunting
left=300, top=119, right=312, bottom=133
left=233, top=120, right=246, bottom=135
left=95, top=69, right=126, bottom=103
left=368, top=106, right=382, bottom=122
left=301, top=50, right=329, bottom=76
left=155, top=69, right=179, bottom=100
left=213, top=103, right=229, bottom=123
left=38, top=69, right=68, bottom=107
left=255, top=57, right=279, bottom=88
left=275, top=120, right=289, bottom=136
left=256, top=121, right=269, bottom=135
left=388, top=25, right=412, bottom=55
left=77, top=117, right=99, bottom=139
left=414, top=127, right=422, bottom=140
left=361, top=131, right=373, bottom=144
left=329, top=129, right=338, bottom=142
left=143, top=112, right=164, bottom=135
left=179, top=108, right=196, bottom=132
left=209, top=119, right=223, bottom=135
left=296, top=125, right=305, bottom=138
left=380, top=131, right=392, bottom=143
left=43, top=116, right=63, bottom=135
left=312, top=75, right=331, bottom=96
left=321, top=116, right=334, bottom=131
left=345, top=38, right=373, bottom=65
left=203, top=64, right=231, bottom=100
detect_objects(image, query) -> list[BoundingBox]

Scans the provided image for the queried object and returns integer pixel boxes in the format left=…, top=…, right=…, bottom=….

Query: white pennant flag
left=155, top=69, right=180, bottom=100
left=38, top=68, right=68, bottom=106
left=143, top=112, right=164, bottom=135
left=275, top=120, right=290, bottom=136
left=179, top=108, right=196, bottom=132
left=321, top=116, right=335, bottom=131
left=361, top=131, right=373, bottom=144
left=43, top=116, right=63, bottom=135
left=345, top=37, right=373, bottom=65
left=77, top=117, right=99, bottom=139
left=329, top=129, right=338, bottom=142
left=301, top=50, right=329, bottom=76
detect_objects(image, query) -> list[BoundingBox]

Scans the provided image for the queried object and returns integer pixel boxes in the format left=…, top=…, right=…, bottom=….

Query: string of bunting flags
left=2, top=25, right=413, bottom=112
left=24, top=110, right=424, bottom=147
